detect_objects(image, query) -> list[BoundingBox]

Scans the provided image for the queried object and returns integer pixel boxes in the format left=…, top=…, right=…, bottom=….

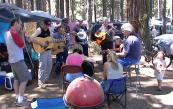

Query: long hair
left=107, top=50, right=119, bottom=70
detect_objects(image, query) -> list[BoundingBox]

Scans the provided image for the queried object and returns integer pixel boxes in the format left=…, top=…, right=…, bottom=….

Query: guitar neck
left=51, top=38, right=66, bottom=43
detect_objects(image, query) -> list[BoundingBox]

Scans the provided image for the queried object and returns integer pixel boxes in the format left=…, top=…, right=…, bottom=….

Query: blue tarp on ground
left=31, top=97, right=67, bottom=109
left=0, top=22, right=10, bottom=44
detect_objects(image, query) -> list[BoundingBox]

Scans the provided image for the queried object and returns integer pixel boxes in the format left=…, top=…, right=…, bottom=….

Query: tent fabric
left=31, top=97, right=67, bottom=109
left=0, top=3, right=59, bottom=22
left=0, top=3, right=32, bottom=22
left=0, top=22, right=10, bottom=43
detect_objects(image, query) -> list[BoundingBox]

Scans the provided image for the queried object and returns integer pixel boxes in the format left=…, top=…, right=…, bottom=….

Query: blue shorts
left=117, top=57, right=139, bottom=67
left=65, top=72, right=83, bottom=82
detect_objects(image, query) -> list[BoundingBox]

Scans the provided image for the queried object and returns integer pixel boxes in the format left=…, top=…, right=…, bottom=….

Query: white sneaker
left=38, top=84, right=47, bottom=89
left=15, top=99, right=29, bottom=107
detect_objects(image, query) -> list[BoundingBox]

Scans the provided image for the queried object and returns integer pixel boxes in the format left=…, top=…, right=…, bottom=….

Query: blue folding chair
left=103, top=76, right=127, bottom=109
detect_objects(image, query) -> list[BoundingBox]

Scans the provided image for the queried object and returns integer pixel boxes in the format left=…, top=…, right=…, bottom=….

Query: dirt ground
left=0, top=55, right=173, bottom=109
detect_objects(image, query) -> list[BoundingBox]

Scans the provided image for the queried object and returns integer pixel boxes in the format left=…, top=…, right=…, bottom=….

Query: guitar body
left=51, top=42, right=65, bottom=55
left=96, top=32, right=106, bottom=45
left=32, top=37, right=54, bottom=53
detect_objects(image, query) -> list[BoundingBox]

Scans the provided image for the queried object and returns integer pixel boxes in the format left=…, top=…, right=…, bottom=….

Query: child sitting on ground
left=153, top=51, right=167, bottom=91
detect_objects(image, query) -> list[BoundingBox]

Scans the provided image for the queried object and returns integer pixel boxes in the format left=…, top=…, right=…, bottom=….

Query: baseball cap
left=113, top=36, right=121, bottom=41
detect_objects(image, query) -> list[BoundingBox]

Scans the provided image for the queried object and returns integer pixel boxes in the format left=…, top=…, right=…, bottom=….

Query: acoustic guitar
left=51, top=42, right=65, bottom=55
left=95, top=28, right=114, bottom=45
left=95, top=32, right=107, bottom=45
left=32, top=37, right=65, bottom=53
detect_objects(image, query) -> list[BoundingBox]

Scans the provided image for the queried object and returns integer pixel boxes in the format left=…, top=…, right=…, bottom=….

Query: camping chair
left=61, top=65, right=83, bottom=93
left=124, top=62, right=142, bottom=95
left=104, top=76, right=127, bottom=109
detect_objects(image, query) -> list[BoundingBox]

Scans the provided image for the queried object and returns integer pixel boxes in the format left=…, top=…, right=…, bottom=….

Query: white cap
left=121, top=23, right=134, bottom=32
left=113, top=36, right=121, bottom=41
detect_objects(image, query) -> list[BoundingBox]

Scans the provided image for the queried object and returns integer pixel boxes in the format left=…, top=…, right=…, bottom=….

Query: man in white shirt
left=5, top=18, right=31, bottom=107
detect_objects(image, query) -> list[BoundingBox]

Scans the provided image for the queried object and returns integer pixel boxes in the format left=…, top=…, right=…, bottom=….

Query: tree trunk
left=120, top=0, right=124, bottom=21
left=102, top=0, right=107, bottom=17
left=71, top=0, right=75, bottom=20
left=60, top=0, right=64, bottom=18
left=36, top=0, right=43, bottom=10
left=158, top=0, right=162, bottom=19
left=42, top=0, right=47, bottom=11
left=94, top=0, right=96, bottom=22
left=162, top=0, right=166, bottom=34
left=56, top=0, right=60, bottom=17
left=110, top=0, right=115, bottom=21
left=150, top=0, right=154, bottom=17
left=116, top=1, right=120, bottom=21
left=127, top=0, right=152, bottom=50
left=139, top=0, right=151, bottom=49
left=172, top=0, right=173, bottom=23
left=11, top=0, right=14, bottom=4
left=48, top=0, right=51, bottom=14
left=127, top=0, right=140, bottom=31
left=88, top=0, right=92, bottom=25
left=15, top=0, right=23, bottom=8
left=66, top=0, right=70, bottom=18
left=30, top=0, right=34, bottom=10
left=23, top=0, right=27, bottom=9
left=2, top=0, right=5, bottom=3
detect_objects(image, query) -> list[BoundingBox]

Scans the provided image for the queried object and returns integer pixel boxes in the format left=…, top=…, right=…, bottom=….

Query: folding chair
left=125, top=63, right=142, bottom=95
left=61, top=65, right=83, bottom=93
left=104, top=76, right=127, bottom=109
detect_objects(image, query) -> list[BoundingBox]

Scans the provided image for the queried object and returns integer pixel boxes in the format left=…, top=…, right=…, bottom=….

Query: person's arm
left=116, top=50, right=127, bottom=57
left=163, top=61, right=167, bottom=71
left=116, top=39, right=130, bottom=57
left=30, top=28, right=46, bottom=46
left=83, top=55, right=96, bottom=64
left=19, top=26, right=27, bottom=47
left=118, top=63, right=124, bottom=74
left=103, top=62, right=109, bottom=80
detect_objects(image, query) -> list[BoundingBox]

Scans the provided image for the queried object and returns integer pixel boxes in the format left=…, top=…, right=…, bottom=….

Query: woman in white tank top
left=103, top=50, right=123, bottom=80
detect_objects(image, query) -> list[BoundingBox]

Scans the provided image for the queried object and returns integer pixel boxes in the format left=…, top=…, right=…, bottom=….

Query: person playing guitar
left=101, top=36, right=123, bottom=54
left=96, top=17, right=115, bottom=64
left=73, top=18, right=89, bottom=56
left=52, top=25, right=68, bottom=74
left=30, top=19, right=52, bottom=88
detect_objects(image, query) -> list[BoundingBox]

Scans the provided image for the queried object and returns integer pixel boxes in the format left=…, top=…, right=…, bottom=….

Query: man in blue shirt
left=116, top=23, right=141, bottom=66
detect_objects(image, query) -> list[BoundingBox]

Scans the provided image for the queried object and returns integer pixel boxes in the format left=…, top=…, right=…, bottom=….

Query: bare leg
left=157, top=80, right=162, bottom=91
left=19, top=81, right=28, bottom=96
left=13, top=80, right=19, bottom=97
